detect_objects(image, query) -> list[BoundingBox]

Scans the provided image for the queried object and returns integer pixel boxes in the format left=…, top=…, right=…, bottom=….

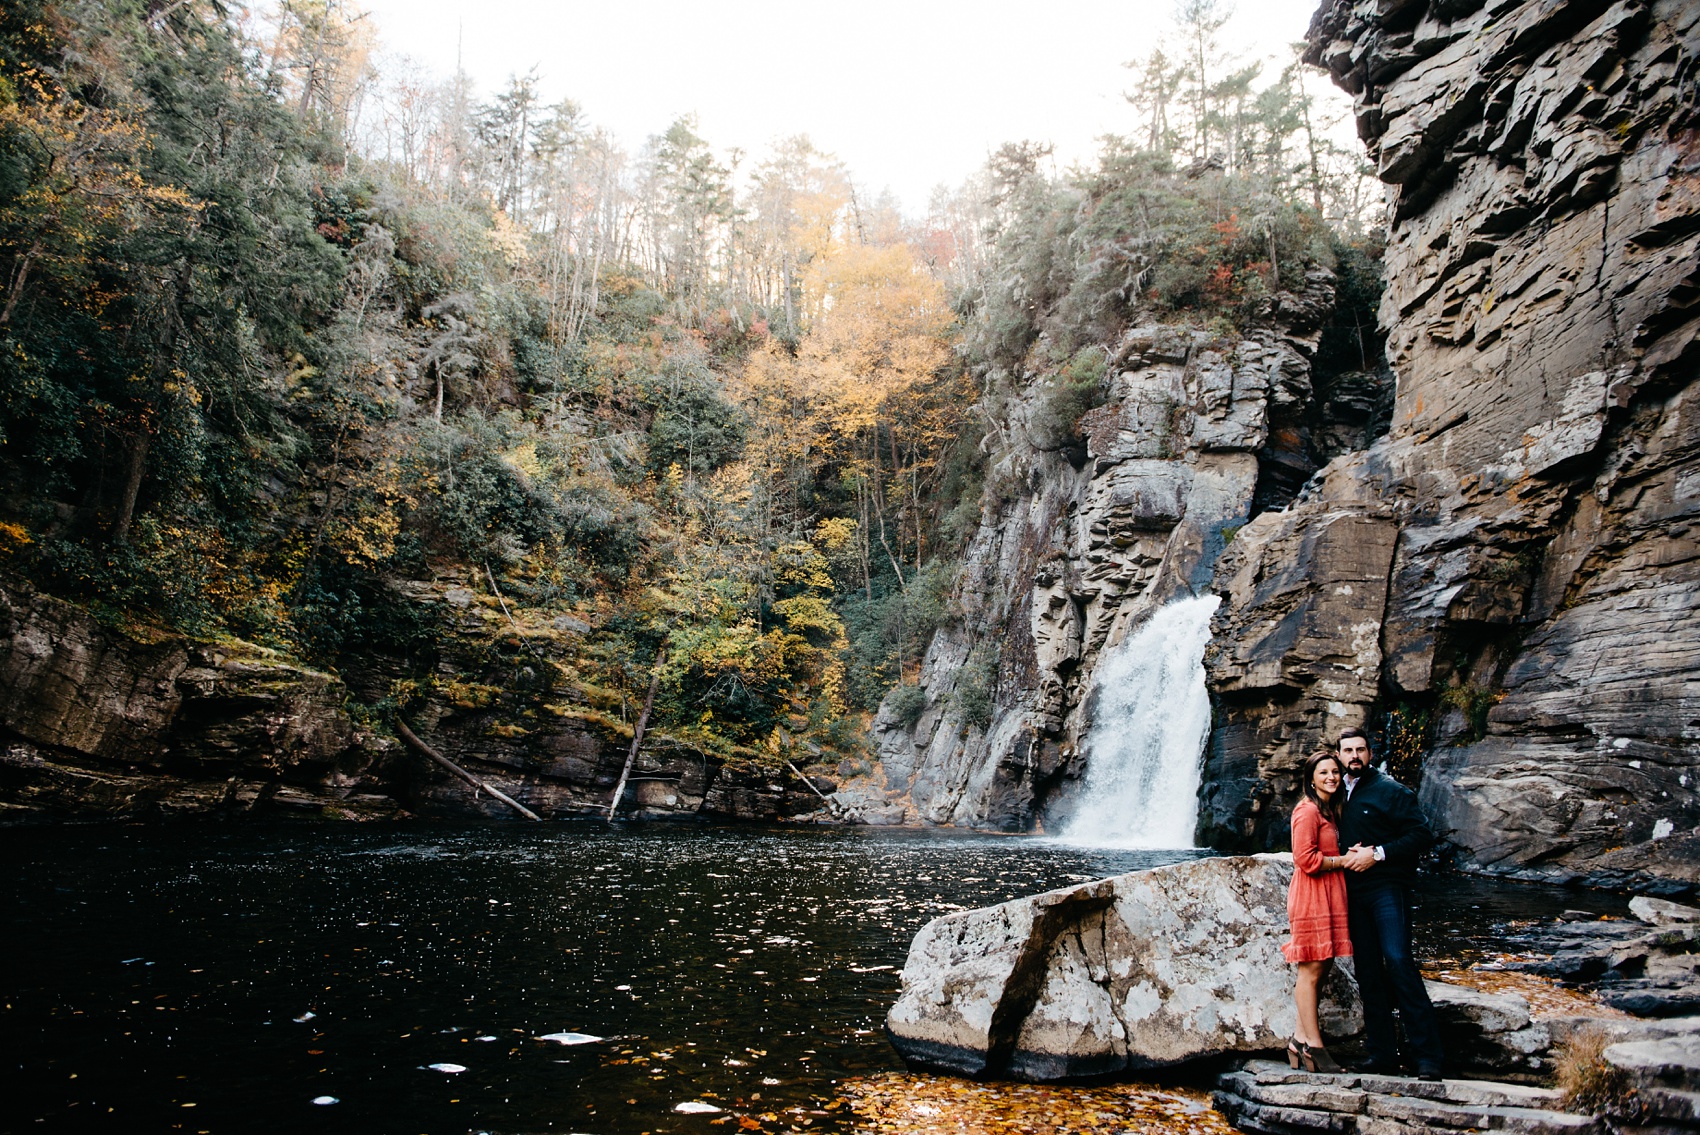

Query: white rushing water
left=1055, top=594, right=1221, bottom=849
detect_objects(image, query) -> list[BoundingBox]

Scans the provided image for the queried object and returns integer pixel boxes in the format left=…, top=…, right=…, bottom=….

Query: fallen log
left=784, top=758, right=842, bottom=816
left=394, top=716, right=542, bottom=821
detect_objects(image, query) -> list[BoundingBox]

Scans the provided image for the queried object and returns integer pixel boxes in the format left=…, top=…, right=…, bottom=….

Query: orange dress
left=1282, top=797, right=1353, bottom=963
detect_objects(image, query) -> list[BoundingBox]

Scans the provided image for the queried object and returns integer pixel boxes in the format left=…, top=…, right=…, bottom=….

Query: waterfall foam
left=1055, top=594, right=1221, bottom=849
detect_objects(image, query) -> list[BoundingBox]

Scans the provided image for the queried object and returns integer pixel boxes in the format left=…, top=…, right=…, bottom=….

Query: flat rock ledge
left=1216, top=1023, right=1700, bottom=1135
left=1214, top=1060, right=1596, bottom=1135
left=1603, top=1031, right=1700, bottom=1131
left=886, top=855, right=1360, bottom=1079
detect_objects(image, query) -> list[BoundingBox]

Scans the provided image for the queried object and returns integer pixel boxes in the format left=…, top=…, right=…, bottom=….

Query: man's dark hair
left=1336, top=728, right=1371, bottom=750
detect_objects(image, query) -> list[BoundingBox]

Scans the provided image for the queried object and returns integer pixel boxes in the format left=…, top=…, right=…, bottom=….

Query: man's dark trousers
left=1347, top=884, right=1442, bottom=1071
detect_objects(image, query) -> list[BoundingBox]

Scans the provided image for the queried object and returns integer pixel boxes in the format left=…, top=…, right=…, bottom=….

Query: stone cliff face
left=0, top=580, right=403, bottom=817
left=0, top=579, right=824, bottom=822
left=860, top=0, right=1698, bottom=899
left=1200, top=0, right=1699, bottom=894
left=848, top=274, right=1379, bottom=829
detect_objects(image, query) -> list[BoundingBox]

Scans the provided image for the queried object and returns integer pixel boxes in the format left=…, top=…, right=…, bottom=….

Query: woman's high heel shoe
left=1287, top=1037, right=1303, bottom=1069
left=1298, top=1041, right=1344, bottom=1074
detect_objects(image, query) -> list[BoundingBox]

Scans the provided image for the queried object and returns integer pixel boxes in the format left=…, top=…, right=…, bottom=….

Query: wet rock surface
left=1494, top=902, right=1700, bottom=1024
left=1196, top=0, right=1700, bottom=896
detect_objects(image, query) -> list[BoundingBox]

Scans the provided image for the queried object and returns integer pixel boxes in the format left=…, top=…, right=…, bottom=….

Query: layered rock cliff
left=1202, top=0, right=1699, bottom=892
left=846, top=273, right=1384, bottom=828
left=860, top=0, right=1698, bottom=899
left=0, top=579, right=825, bottom=821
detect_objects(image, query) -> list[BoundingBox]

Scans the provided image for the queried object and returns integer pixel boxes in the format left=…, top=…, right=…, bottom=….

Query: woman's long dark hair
left=1300, top=749, right=1344, bottom=824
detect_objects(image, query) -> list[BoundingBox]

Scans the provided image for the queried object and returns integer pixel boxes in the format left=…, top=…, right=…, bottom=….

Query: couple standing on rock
left=1281, top=729, right=1444, bottom=1081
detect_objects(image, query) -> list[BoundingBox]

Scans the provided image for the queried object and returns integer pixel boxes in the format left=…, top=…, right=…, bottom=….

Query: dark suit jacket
left=1339, top=766, right=1434, bottom=892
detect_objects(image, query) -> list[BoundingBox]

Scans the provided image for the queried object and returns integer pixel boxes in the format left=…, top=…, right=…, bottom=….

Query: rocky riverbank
left=0, top=578, right=829, bottom=822
left=888, top=856, right=1700, bottom=1131
left=886, top=858, right=1700, bottom=1089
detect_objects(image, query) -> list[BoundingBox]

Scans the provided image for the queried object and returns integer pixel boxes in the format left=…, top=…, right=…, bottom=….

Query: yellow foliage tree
left=733, top=237, right=965, bottom=614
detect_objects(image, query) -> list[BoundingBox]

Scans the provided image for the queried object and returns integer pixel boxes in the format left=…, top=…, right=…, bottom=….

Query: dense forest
left=0, top=0, right=1379, bottom=776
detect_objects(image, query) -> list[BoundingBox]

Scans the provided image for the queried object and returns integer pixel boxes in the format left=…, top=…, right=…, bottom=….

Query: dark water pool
left=4, top=823, right=1626, bottom=1134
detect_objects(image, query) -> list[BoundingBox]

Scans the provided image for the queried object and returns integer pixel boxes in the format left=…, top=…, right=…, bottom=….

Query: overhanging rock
left=886, top=854, right=1361, bottom=1080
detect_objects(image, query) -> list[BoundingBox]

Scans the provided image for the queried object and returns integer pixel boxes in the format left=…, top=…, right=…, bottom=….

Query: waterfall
left=1056, top=594, right=1221, bottom=849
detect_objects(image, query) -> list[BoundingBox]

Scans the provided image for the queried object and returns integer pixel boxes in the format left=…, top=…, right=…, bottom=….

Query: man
left=1336, top=728, right=1444, bottom=1080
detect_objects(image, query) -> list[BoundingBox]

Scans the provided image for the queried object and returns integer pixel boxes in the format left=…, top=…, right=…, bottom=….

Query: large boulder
left=885, top=854, right=1361, bottom=1079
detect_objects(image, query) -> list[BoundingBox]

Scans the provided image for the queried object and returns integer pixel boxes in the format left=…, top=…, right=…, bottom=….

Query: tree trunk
left=110, top=430, right=152, bottom=544
left=871, top=431, right=903, bottom=587
left=785, top=758, right=840, bottom=816
left=858, top=478, right=872, bottom=601
left=1, top=240, right=42, bottom=326
left=606, top=648, right=666, bottom=821
left=888, top=424, right=903, bottom=565
left=296, top=9, right=329, bottom=118
left=1294, top=66, right=1327, bottom=215
left=911, top=457, right=923, bottom=574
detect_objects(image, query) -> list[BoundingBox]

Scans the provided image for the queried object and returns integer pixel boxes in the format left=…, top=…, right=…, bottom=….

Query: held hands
left=1340, top=844, right=1378, bottom=872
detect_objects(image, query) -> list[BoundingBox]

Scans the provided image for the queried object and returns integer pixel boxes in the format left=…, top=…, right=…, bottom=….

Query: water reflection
left=6, top=823, right=1205, bottom=1134
left=4, top=823, right=1622, bottom=1134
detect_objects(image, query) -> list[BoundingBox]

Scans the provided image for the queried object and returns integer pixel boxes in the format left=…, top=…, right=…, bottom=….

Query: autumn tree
left=261, top=0, right=375, bottom=139
left=2, top=1, right=345, bottom=564
left=1116, top=8, right=1372, bottom=230
left=740, top=136, right=849, bottom=337
left=636, top=117, right=734, bottom=319
left=733, top=236, right=967, bottom=689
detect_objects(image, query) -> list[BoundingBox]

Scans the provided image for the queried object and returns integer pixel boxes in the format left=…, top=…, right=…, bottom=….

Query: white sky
left=355, top=0, right=1339, bottom=213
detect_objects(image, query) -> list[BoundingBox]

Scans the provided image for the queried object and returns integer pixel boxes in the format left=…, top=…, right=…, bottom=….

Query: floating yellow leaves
left=1430, top=960, right=1632, bottom=1021
left=837, top=1073, right=1237, bottom=1135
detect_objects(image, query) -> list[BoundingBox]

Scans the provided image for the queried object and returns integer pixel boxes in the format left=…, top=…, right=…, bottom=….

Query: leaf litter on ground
left=1427, top=960, right=1631, bottom=1020
left=836, top=1073, right=1236, bottom=1135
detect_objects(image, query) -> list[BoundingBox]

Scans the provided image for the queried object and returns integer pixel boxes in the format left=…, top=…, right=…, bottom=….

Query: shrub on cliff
left=887, top=682, right=928, bottom=729
left=1028, top=348, right=1109, bottom=451
left=964, top=144, right=1336, bottom=379
left=952, top=649, right=998, bottom=730
left=637, top=356, right=747, bottom=477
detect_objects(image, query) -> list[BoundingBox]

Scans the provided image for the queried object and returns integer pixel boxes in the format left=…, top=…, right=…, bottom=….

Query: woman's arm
left=1292, top=802, right=1333, bottom=875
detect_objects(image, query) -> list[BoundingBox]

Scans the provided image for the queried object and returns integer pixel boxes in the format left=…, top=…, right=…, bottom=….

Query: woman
left=1282, top=749, right=1352, bottom=1073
